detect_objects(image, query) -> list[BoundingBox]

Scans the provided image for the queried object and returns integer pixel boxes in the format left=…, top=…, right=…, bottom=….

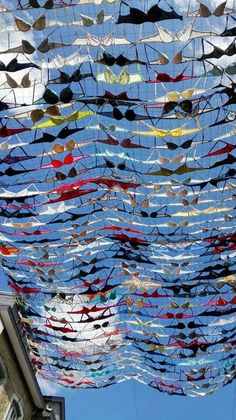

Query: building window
left=4, top=393, right=24, bottom=420
left=0, top=355, right=7, bottom=387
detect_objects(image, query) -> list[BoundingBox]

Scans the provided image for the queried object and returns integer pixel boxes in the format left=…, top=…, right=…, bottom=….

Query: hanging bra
left=3, top=72, right=33, bottom=88
left=6, top=14, right=46, bottom=32
left=84, top=33, right=114, bottom=47
left=21, top=0, right=74, bottom=10
left=198, top=39, right=236, bottom=61
left=141, top=22, right=217, bottom=43
left=79, top=10, right=112, bottom=26
left=95, top=52, right=146, bottom=67
left=48, top=69, right=95, bottom=84
left=40, top=52, right=92, bottom=69
left=145, top=68, right=192, bottom=84
left=133, top=123, right=204, bottom=138
left=0, top=58, right=39, bottom=72
left=1, top=38, right=70, bottom=55
left=116, top=1, right=183, bottom=24
left=165, top=139, right=194, bottom=150
left=97, top=66, right=144, bottom=84
left=146, top=164, right=201, bottom=177
left=204, top=143, right=236, bottom=157
left=187, top=2, right=232, bottom=18
left=31, top=110, right=93, bottom=129
left=97, top=108, right=152, bottom=121
left=30, top=127, right=85, bottom=146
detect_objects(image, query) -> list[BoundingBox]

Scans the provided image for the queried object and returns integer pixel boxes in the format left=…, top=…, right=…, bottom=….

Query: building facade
left=0, top=293, right=65, bottom=420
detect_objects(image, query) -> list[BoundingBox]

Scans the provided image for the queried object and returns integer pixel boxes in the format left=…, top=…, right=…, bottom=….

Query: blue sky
left=40, top=379, right=236, bottom=420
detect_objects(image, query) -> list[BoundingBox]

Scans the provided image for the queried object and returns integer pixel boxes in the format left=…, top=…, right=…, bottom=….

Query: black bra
left=42, top=87, right=73, bottom=104
left=98, top=108, right=151, bottom=121
left=30, top=126, right=84, bottom=144
left=199, top=39, right=236, bottom=61
left=49, top=69, right=96, bottom=84
left=116, top=1, right=183, bottom=24
left=209, top=153, right=236, bottom=169
left=95, top=52, right=145, bottom=67
left=27, top=0, right=65, bottom=9
left=0, top=58, right=40, bottom=72
left=165, top=139, right=193, bottom=150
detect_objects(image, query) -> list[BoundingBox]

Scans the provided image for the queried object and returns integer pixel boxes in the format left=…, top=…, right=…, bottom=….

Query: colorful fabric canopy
left=0, top=0, right=235, bottom=397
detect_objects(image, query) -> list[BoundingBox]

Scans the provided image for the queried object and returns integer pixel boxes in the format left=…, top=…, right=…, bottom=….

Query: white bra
left=40, top=51, right=92, bottom=69
left=141, top=22, right=217, bottom=43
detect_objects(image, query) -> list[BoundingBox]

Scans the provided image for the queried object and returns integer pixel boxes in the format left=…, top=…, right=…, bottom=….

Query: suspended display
left=0, top=0, right=235, bottom=397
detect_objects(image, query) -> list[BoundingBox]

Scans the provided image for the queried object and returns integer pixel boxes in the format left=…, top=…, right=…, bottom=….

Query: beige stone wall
left=0, top=328, right=35, bottom=420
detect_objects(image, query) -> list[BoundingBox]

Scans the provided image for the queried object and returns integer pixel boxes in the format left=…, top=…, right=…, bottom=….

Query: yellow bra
left=132, top=123, right=205, bottom=138
left=32, top=110, right=94, bottom=129
left=97, top=66, right=144, bottom=85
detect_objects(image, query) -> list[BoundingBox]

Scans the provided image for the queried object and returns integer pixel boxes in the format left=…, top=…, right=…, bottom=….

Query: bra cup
left=43, top=88, right=59, bottom=104
left=113, top=107, right=123, bottom=120
left=29, top=0, right=40, bottom=8
left=182, top=88, right=194, bottom=100
left=44, top=0, right=54, bottom=9
left=33, top=14, right=46, bottom=30
left=60, top=86, right=73, bottom=103
left=22, top=40, right=35, bottom=54
left=38, top=38, right=50, bottom=53
left=80, top=14, right=94, bottom=26
left=172, top=50, right=183, bottom=64
left=159, top=52, right=169, bottom=65
left=163, top=101, right=177, bottom=114
left=180, top=100, right=193, bottom=113
left=128, top=7, right=147, bottom=24
left=103, top=52, right=115, bottom=66
left=167, top=91, right=180, bottom=102
left=30, top=109, right=44, bottom=122
left=125, top=109, right=136, bottom=121
left=5, top=73, right=18, bottom=88
left=213, top=1, right=226, bottom=16
left=116, top=54, right=128, bottom=67
left=57, top=71, right=71, bottom=83
left=199, top=3, right=212, bottom=17
left=96, top=9, right=105, bottom=24
left=21, top=72, right=31, bottom=88
left=15, top=17, right=31, bottom=32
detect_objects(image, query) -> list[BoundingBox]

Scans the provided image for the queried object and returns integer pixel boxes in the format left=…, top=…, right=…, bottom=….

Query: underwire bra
left=116, top=1, right=183, bottom=24
left=8, top=14, right=46, bottom=31
left=48, top=69, right=96, bottom=84
left=95, top=52, right=146, bottom=67
left=97, top=108, right=152, bottom=121
left=21, top=0, right=74, bottom=10
left=187, top=2, right=232, bottom=18
left=79, top=10, right=111, bottom=26
left=1, top=38, right=70, bottom=54
left=0, top=58, right=39, bottom=72
left=141, top=22, right=217, bottom=43
left=97, top=66, right=144, bottom=84
left=198, top=39, right=236, bottom=61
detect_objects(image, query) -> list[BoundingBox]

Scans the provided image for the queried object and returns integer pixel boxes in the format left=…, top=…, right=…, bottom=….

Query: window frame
left=3, top=392, right=24, bottom=420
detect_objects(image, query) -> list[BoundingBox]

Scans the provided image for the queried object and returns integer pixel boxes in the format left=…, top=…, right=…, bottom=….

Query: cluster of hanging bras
left=0, top=0, right=235, bottom=397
